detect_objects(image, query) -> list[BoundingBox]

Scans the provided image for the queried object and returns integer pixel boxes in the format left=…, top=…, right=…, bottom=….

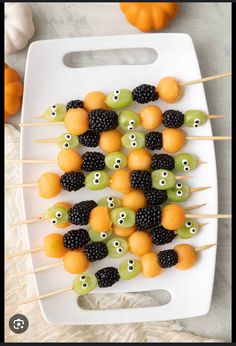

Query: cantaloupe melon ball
left=57, top=148, right=83, bottom=172
left=43, top=233, right=67, bottom=258
left=141, top=252, right=162, bottom=278
left=156, top=76, right=182, bottom=104
left=161, top=204, right=185, bottom=230
left=89, top=206, right=111, bottom=232
left=38, top=172, right=61, bottom=199
left=64, top=108, right=89, bottom=135
left=128, top=231, right=152, bottom=257
left=122, top=190, right=147, bottom=211
left=110, top=169, right=131, bottom=194
left=54, top=202, right=72, bottom=229
left=63, top=249, right=89, bottom=274
left=113, top=224, right=136, bottom=237
left=99, top=129, right=122, bottom=152
left=174, top=244, right=197, bottom=270
left=127, top=148, right=152, bottom=170
left=83, top=91, right=108, bottom=112
left=139, top=105, right=163, bottom=130
left=162, top=128, right=185, bottom=153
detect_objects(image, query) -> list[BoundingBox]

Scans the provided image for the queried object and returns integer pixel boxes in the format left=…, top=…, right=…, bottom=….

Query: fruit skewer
left=18, top=243, right=217, bottom=305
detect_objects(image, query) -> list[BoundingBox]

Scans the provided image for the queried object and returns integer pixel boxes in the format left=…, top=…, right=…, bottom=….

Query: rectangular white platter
left=20, top=34, right=218, bottom=324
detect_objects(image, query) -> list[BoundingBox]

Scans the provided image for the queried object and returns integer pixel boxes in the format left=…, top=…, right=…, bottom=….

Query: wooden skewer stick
left=10, top=215, right=43, bottom=227
left=195, top=243, right=217, bottom=252
left=19, top=121, right=64, bottom=128
left=34, top=139, right=57, bottom=143
left=12, top=261, right=63, bottom=278
left=199, top=223, right=209, bottom=228
left=6, top=159, right=58, bottom=164
left=6, top=247, right=43, bottom=259
left=175, top=175, right=192, bottom=180
left=186, top=136, right=231, bottom=140
left=198, top=161, right=207, bottom=165
left=185, top=214, right=231, bottom=219
left=179, top=72, right=231, bottom=87
left=190, top=186, right=211, bottom=193
left=184, top=203, right=206, bottom=211
left=5, top=183, right=38, bottom=188
left=19, top=286, right=72, bottom=305
left=208, top=115, right=224, bottom=119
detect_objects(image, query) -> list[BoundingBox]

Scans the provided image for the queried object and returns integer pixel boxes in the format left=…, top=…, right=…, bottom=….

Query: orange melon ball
left=162, top=128, right=185, bottom=153
left=64, top=108, right=89, bottom=135
left=139, top=105, right=163, bottom=130
left=63, top=249, right=89, bottom=274
left=128, top=231, right=152, bottom=257
left=43, top=233, right=67, bottom=258
left=156, top=76, right=182, bottom=104
left=89, top=206, right=111, bottom=232
left=174, top=244, right=197, bottom=270
left=99, top=129, right=122, bottom=152
left=54, top=202, right=72, bottom=229
left=110, top=169, right=131, bottom=194
left=57, top=149, right=82, bottom=172
left=161, top=204, right=185, bottom=230
left=83, top=91, right=108, bottom=112
left=127, top=148, right=152, bottom=170
left=141, top=252, right=162, bottom=278
left=38, top=172, right=61, bottom=199
left=122, top=190, right=147, bottom=212
left=113, top=224, right=136, bottom=237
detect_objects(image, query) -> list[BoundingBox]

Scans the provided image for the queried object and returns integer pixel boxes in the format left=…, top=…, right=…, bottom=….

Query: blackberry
left=68, top=200, right=97, bottom=225
left=150, top=226, right=176, bottom=246
left=135, top=206, right=161, bottom=230
left=158, top=249, right=178, bottom=268
left=132, top=84, right=159, bottom=104
left=145, top=132, right=163, bottom=151
left=144, top=188, right=167, bottom=206
left=63, top=229, right=90, bottom=250
left=66, top=99, right=84, bottom=110
left=162, top=110, right=184, bottom=128
left=60, top=172, right=85, bottom=192
left=151, top=154, right=175, bottom=171
left=79, top=130, right=100, bottom=147
left=82, top=152, right=105, bottom=172
left=130, top=170, right=152, bottom=191
left=89, top=109, right=118, bottom=132
left=83, top=242, right=108, bottom=262
left=95, top=267, right=120, bottom=288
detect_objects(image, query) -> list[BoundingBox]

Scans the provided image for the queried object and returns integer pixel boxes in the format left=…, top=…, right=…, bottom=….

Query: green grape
left=110, top=207, right=135, bottom=228
left=106, top=237, right=128, bottom=258
left=105, top=151, right=127, bottom=170
left=121, top=131, right=145, bottom=149
left=85, top=171, right=110, bottom=190
left=118, top=110, right=141, bottom=130
left=152, top=169, right=176, bottom=190
left=98, top=196, right=122, bottom=211
left=176, top=219, right=201, bottom=239
left=105, top=89, right=133, bottom=109
left=73, top=273, right=97, bottom=295
left=118, top=258, right=142, bottom=280
left=174, top=153, right=198, bottom=172
left=56, top=133, right=79, bottom=149
left=43, top=104, right=67, bottom=122
left=184, top=110, right=207, bottom=127
left=88, top=228, right=113, bottom=242
left=44, top=206, right=68, bottom=225
left=167, top=183, right=191, bottom=202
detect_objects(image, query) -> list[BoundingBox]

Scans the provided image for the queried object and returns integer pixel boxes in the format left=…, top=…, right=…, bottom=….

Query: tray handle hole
left=63, top=48, right=158, bottom=68
left=77, top=289, right=171, bottom=310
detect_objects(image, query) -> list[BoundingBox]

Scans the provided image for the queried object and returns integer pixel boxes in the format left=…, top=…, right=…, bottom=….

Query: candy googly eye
left=82, top=282, right=88, bottom=289
left=50, top=112, right=56, bottom=118
left=131, top=141, right=137, bottom=147
left=65, top=134, right=71, bottom=140
left=193, top=123, right=199, bottom=128
left=120, top=212, right=126, bottom=218
left=113, top=163, right=120, bottom=170
left=160, top=179, right=166, bottom=186
left=176, top=183, right=182, bottom=189
left=51, top=105, right=57, bottom=110
left=128, top=266, right=134, bottom=272
left=186, top=221, right=192, bottom=227
left=80, top=275, right=86, bottom=282
left=50, top=218, right=57, bottom=224
left=128, top=125, right=134, bottom=130
left=184, top=166, right=190, bottom=172
left=114, top=89, right=120, bottom=95
left=129, top=134, right=136, bottom=140
left=107, top=197, right=113, bottom=202
left=113, top=241, right=120, bottom=247
left=63, top=142, right=70, bottom=148
left=176, top=190, right=183, bottom=196
left=56, top=211, right=62, bottom=218
left=112, top=95, right=119, bottom=101
left=129, top=119, right=135, bottom=125
left=128, top=259, right=134, bottom=265
left=182, top=159, right=188, bottom=165
left=95, top=173, right=101, bottom=178
left=118, top=218, right=124, bottom=225
left=117, top=247, right=123, bottom=254
left=108, top=202, right=115, bottom=208
left=115, top=158, right=121, bottom=164
left=194, top=118, right=200, bottom=124
left=101, top=232, right=107, bottom=239
left=161, top=171, right=168, bottom=177
left=93, top=179, right=100, bottom=184
left=190, top=227, right=197, bottom=234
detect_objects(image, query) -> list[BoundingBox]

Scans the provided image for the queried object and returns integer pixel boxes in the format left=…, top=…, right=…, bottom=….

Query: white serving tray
left=20, top=34, right=218, bottom=324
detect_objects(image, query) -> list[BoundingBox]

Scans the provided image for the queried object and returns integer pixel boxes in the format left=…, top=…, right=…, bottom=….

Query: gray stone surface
left=5, top=3, right=231, bottom=341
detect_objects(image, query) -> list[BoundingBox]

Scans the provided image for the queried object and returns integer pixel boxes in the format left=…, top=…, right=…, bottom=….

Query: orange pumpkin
left=4, top=63, right=23, bottom=121
left=120, top=3, right=179, bottom=32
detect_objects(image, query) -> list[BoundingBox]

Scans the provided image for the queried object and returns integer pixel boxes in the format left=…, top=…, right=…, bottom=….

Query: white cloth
left=5, top=124, right=223, bottom=342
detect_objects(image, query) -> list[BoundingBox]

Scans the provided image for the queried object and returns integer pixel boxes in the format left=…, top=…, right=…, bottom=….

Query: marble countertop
left=5, top=2, right=231, bottom=341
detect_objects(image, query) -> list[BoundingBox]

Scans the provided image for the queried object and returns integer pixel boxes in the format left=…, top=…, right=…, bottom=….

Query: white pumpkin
left=5, top=3, right=35, bottom=55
